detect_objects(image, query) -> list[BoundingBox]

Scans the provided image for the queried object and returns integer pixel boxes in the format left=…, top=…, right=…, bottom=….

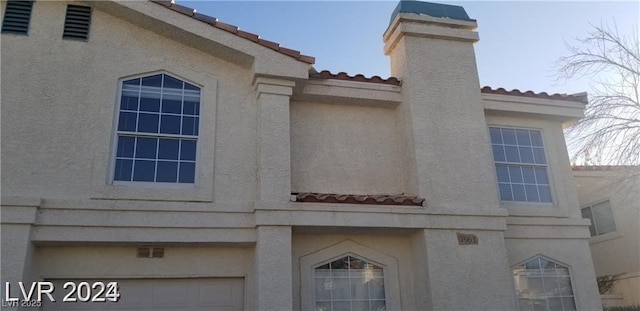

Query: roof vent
left=1, top=0, right=34, bottom=35
left=63, top=4, right=91, bottom=41
left=137, top=247, right=165, bottom=258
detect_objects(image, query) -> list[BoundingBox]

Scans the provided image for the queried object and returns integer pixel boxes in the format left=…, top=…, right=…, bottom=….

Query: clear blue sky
left=182, top=1, right=638, bottom=95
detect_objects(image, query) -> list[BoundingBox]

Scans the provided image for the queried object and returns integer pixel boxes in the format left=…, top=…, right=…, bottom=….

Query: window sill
left=589, top=231, right=622, bottom=245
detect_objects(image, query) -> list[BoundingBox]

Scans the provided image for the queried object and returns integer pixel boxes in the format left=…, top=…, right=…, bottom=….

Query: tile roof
left=149, top=0, right=315, bottom=64
left=310, top=70, right=402, bottom=86
left=481, top=86, right=588, bottom=104
left=294, top=193, right=425, bottom=206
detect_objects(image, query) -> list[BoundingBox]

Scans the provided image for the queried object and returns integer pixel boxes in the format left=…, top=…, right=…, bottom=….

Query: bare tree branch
left=555, top=22, right=640, bottom=166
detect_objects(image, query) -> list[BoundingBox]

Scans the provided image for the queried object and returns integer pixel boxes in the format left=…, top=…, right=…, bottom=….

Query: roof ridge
left=149, top=0, right=315, bottom=64
left=481, top=86, right=588, bottom=104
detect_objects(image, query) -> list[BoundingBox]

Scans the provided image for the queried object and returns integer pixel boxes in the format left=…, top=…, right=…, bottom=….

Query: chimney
left=384, top=1, right=499, bottom=209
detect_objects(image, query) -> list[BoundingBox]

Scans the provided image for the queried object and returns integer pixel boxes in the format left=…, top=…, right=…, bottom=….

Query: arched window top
left=113, top=73, right=202, bottom=184
left=315, top=255, right=384, bottom=271
left=513, top=256, right=576, bottom=311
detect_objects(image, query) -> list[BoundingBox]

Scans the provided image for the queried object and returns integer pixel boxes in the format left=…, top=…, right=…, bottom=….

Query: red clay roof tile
left=149, top=0, right=315, bottom=64
left=481, top=86, right=587, bottom=104
left=294, top=193, right=425, bottom=207
left=310, top=70, right=402, bottom=86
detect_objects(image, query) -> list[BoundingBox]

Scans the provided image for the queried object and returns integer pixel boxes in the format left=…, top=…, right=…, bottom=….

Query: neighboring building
left=1, top=1, right=602, bottom=310
left=574, top=166, right=640, bottom=307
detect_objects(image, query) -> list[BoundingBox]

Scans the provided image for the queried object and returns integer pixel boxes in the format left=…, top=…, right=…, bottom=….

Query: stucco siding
left=1, top=1, right=258, bottom=203
left=290, top=101, right=407, bottom=195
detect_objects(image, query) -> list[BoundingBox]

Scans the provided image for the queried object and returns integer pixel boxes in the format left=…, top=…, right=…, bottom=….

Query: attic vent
left=62, top=5, right=91, bottom=41
left=1, top=0, right=34, bottom=35
left=137, top=247, right=165, bottom=258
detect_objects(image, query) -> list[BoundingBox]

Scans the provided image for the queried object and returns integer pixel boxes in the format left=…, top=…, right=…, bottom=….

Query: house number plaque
left=456, top=233, right=479, bottom=245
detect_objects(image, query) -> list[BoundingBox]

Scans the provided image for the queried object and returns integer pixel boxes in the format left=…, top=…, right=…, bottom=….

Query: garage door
left=41, top=278, right=244, bottom=311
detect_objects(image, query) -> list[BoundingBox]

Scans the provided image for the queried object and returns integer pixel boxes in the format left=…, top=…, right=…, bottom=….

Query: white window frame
left=488, top=126, right=554, bottom=204
left=581, top=199, right=617, bottom=237
left=512, top=255, right=577, bottom=311
left=91, top=67, right=217, bottom=202
left=110, top=71, right=202, bottom=187
left=300, top=240, right=402, bottom=311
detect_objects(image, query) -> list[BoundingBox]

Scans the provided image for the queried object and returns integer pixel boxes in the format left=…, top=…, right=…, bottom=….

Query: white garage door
left=41, top=278, right=244, bottom=311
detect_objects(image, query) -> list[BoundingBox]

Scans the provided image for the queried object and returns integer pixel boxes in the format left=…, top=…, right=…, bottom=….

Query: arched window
left=113, top=73, right=201, bottom=184
left=513, top=256, right=576, bottom=311
left=314, top=255, right=386, bottom=311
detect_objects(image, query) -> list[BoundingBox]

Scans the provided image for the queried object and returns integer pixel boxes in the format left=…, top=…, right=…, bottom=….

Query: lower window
left=513, top=256, right=576, bottom=311
left=314, top=256, right=386, bottom=311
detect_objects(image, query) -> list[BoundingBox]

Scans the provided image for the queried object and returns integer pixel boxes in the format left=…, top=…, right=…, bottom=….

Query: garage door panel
left=41, top=278, right=244, bottom=311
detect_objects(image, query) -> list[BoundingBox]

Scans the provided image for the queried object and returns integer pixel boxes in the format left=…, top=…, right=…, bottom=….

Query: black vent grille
left=63, top=5, right=91, bottom=41
left=1, top=1, right=34, bottom=35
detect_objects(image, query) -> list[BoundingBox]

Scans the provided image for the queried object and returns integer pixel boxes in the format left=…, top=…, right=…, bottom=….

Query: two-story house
left=1, top=0, right=602, bottom=310
left=574, top=166, right=640, bottom=307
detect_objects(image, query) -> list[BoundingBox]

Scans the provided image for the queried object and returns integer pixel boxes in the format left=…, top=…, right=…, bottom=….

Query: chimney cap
left=389, top=1, right=476, bottom=26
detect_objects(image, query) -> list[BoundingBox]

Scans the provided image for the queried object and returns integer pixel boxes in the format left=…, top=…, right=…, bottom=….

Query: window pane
left=316, top=302, right=330, bottom=311
left=516, top=129, right=531, bottom=146
left=509, top=166, right=523, bottom=183
left=505, top=146, right=520, bottom=162
left=519, top=147, right=535, bottom=164
left=533, top=147, right=546, bottom=164
left=315, top=278, right=331, bottom=301
left=114, top=159, right=133, bottom=181
left=522, top=167, right=536, bottom=183
left=502, top=128, right=517, bottom=145
left=370, top=301, right=386, bottom=311
left=160, top=115, right=181, bottom=135
left=116, top=136, right=135, bottom=158
left=492, top=145, right=506, bottom=162
left=525, top=185, right=539, bottom=202
left=351, top=277, right=370, bottom=299
left=332, top=278, right=350, bottom=299
left=530, top=131, right=543, bottom=147
left=183, top=100, right=200, bottom=116
left=512, top=184, right=526, bottom=201
left=118, top=112, right=137, bottom=132
left=133, top=160, right=155, bottom=182
left=538, top=186, right=552, bottom=203
left=498, top=183, right=513, bottom=201
left=332, top=302, right=351, bottom=311
left=559, top=277, right=573, bottom=295
left=496, top=165, right=510, bottom=182
left=518, top=299, right=532, bottom=311
left=179, top=162, right=195, bottom=183
left=352, top=300, right=370, bottom=311
left=489, top=127, right=502, bottom=144
left=525, top=258, right=541, bottom=270
left=534, top=168, right=548, bottom=184
left=182, top=116, right=199, bottom=136
left=158, top=139, right=179, bottom=160
left=138, top=113, right=159, bottom=133
left=123, top=78, right=140, bottom=86
left=163, top=74, right=184, bottom=89
left=593, top=201, right=616, bottom=234
left=180, top=140, right=197, bottom=161
left=120, top=94, right=139, bottom=111
left=136, top=137, right=157, bottom=159
left=162, top=98, right=182, bottom=114
left=139, top=93, right=161, bottom=112
left=142, top=74, right=162, bottom=87
left=156, top=161, right=178, bottom=182
left=370, top=278, right=385, bottom=299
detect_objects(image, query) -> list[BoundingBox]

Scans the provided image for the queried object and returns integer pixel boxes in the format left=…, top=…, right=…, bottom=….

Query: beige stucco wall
left=290, top=101, right=407, bottom=195
left=1, top=0, right=258, bottom=203
left=574, top=169, right=640, bottom=305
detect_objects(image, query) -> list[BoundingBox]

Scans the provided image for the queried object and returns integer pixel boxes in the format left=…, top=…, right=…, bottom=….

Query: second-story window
left=113, top=73, right=200, bottom=184
left=581, top=200, right=616, bottom=236
left=489, top=127, right=552, bottom=203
